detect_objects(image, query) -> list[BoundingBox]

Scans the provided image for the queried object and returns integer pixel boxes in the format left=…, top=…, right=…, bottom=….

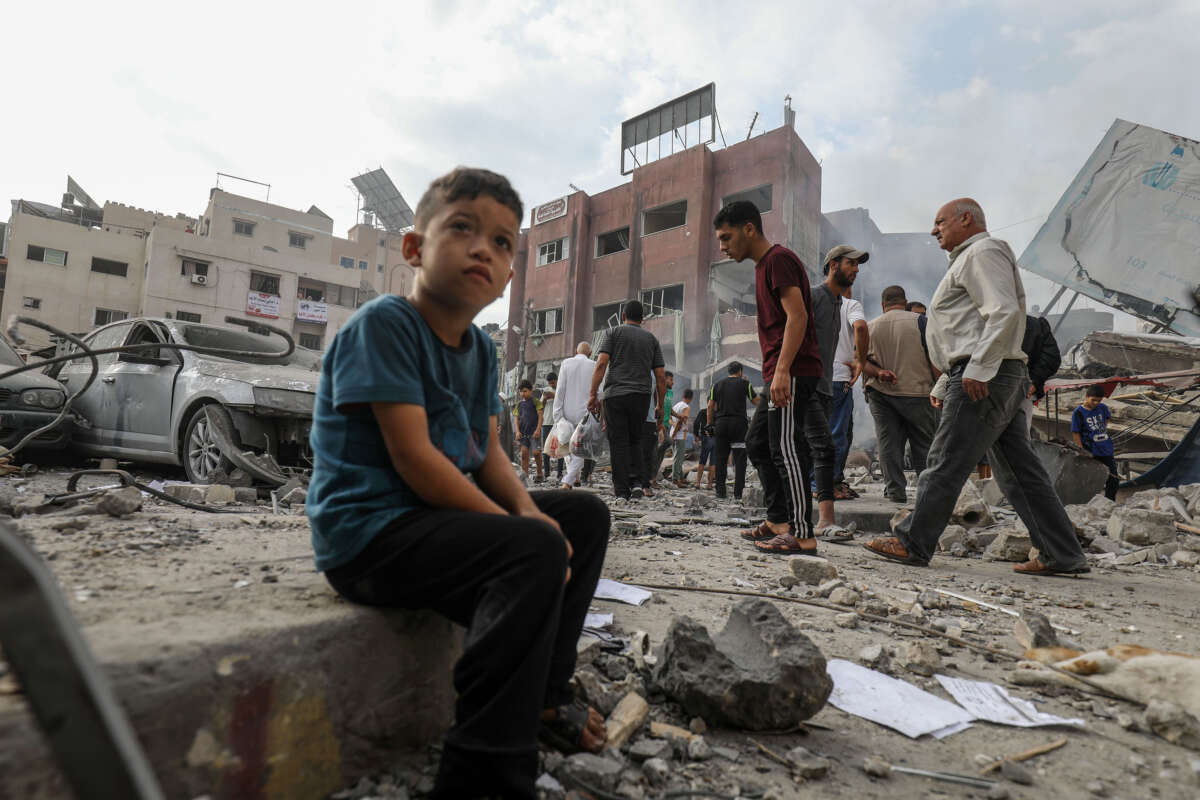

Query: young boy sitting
left=1072, top=384, right=1119, bottom=501
left=515, top=379, right=544, bottom=482
left=307, top=167, right=609, bottom=798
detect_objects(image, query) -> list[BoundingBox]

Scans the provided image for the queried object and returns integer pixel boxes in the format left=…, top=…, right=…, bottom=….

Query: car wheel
left=182, top=405, right=234, bottom=484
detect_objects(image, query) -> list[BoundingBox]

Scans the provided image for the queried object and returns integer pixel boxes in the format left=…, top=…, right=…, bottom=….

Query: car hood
left=191, top=358, right=318, bottom=393
left=3, top=367, right=68, bottom=393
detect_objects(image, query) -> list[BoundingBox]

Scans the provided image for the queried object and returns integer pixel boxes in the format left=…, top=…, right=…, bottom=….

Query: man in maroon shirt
left=714, top=201, right=835, bottom=554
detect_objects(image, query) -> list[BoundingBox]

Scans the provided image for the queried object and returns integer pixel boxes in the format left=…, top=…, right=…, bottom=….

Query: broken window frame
left=592, top=301, right=625, bottom=332
left=90, top=256, right=129, bottom=277
left=93, top=308, right=129, bottom=327
left=249, top=271, right=281, bottom=296
left=595, top=227, right=631, bottom=258
left=536, top=237, right=569, bottom=266
left=642, top=200, right=687, bottom=236
left=721, top=184, right=773, bottom=214
left=26, top=244, right=68, bottom=266
left=640, top=283, right=684, bottom=318
left=532, top=307, right=564, bottom=336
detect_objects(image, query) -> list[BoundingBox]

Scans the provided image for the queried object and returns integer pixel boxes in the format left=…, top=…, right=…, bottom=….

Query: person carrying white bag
left=550, top=342, right=596, bottom=489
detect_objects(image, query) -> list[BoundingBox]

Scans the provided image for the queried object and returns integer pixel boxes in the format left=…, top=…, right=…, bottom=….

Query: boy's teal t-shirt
left=307, top=295, right=501, bottom=571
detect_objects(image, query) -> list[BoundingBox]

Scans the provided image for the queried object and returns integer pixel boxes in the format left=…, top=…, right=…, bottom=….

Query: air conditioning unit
left=190, top=274, right=209, bottom=286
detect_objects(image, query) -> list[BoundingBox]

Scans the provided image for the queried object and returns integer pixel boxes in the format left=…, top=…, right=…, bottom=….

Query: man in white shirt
left=830, top=270, right=867, bottom=496
left=863, top=198, right=1088, bottom=576
left=553, top=342, right=596, bottom=490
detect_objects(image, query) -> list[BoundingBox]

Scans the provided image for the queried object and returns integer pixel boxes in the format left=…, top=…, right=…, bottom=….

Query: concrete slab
left=833, top=492, right=904, bottom=533
left=0, top=507, right=460, bottom=800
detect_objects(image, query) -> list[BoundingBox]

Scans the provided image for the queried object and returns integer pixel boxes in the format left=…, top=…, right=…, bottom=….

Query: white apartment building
left=1, top=180, right=416, bottom=351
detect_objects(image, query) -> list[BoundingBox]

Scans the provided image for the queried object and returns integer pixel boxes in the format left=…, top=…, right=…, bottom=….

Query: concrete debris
left=834, top=612, right=859, bottom=629
left=642, top=757, right=670, bottom=787
left=999, top=758, right=1035, bottom=785
left=654, top=599, right=832, bottom=730
left=233, top=487, right=259, bottom=504
left=785, top=745, right=831, bottom=779
left=627, top=738, right=671, bottom=763
left=986, top=530, right=1033, bottom=562
left=977, top=477, right=1007, bottom=508
left=1031, top=440, right=1111, bottom=505
left=686, top=735, right=713, bottom=761
left=788, top=555, right=838, bottom=585
left=96, top=486, right=143, bottom=517
left=1172, top=549, right=1200, bottom=566
left=687, top=716, right=707, bottom=734
left=861, top=756, right=892, bottom=778
left=859, top=644, right=891, bottom=671
left=648, top=720, right=694, bottom=743
left=1106, top=507, right=1178, bottom=545
left=898, top=641, right=942, bottom=677
left=952, top=481, right=995, bottom=528
left=817, top=578, right=845, bottom=597
left=604, top=692, right=649, bottom=750
left=937, top=524, right=968, bottom=552
left=204, top=484, right=236, bottom=506
left=1144, top=699, right=1200, bottom=751
left=828, top=587, right=860, bottom=607
left=1014, top=610, right=1060, bottom=650
left=557, top=752, right=624, bottom=791
left=279, top=487, right=307, bottom=506
left=164, top=484, right=206, bottom=504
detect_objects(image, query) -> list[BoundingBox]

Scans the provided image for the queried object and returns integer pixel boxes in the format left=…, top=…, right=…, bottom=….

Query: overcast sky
left=6, top=0, right=1198, bottom=328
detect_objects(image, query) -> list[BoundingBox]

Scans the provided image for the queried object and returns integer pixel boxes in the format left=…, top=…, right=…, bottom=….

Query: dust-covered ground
left=3, top=463, right=1199, bottom=800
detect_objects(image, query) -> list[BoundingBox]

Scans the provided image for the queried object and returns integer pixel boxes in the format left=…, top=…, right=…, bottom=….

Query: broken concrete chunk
left=654, top=599, right=832, bottom=730
left=165, top=484, right=207, bottom=504
left=816, top=578, right=844, bottom=597
left=604, top=692, right=649, bottom=750
left=859, top=644, right=890, bottom=671
left=96, top=486, right=142, bottom=517
left=204, top=484, right=236, bottom=506
left=862, top=756, right=891, bottom=778
left=1014, top=610, right=1059, bottom=650
left=1106, top=507, right=1177, bottom=545
left=233, top=487, right=259, bottom=504
left=898, top=641, right=941, bottom=677
left=1087, top=535, right=1123, bottom=555
left=952, top=481, right=995, bottom=528
left=648, top=721, right=693, bottom=743
left=686, top=735, right=712, bottom=761
left=978, top=477, right=1007, bottom=508
left=986, top=530, right=1033, bottom=562
left=834, top=612, right=859, bottom=629
left=642, top=757, right=670, bottom=787
left=1144, top=699, right=1200, bottom=751
left=828, top=587, right=860, bottom=607
left=1000, top=759, right=1035, bottom=785
left=557, top=752, right=624, bottom=791
left=280, top=487, right=308, bottom=506
left=785, top=746, right=831, bottom=779
left=627, top=738, right=671, bottom=763
left=1171, top=550, right=1200, bottom=567
left=889, top=507, right=912, bottom=532
left=937, top=524, right=968, bottom=552
left=788, top=555, right=838, bottom=585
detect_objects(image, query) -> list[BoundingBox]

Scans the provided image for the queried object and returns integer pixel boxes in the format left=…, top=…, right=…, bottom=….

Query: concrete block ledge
left=0, top=510, right=463, bottom=800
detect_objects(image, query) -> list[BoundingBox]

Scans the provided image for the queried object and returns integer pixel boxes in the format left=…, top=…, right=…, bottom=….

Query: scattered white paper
left=935, top=675, right=1086, bottom=728
left=826, top=659, right=974, bottom=739
left=584, top=613, right=614, bottom=628
left=594, top=578, right=652, bottom=606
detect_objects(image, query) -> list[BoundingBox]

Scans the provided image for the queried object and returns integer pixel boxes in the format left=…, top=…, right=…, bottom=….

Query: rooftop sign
left=620, top=83, right=716, bottom=175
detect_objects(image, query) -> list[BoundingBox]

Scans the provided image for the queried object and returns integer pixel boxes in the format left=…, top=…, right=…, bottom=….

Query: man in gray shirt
left=863, top=198, right=1088, bottom=576
left=589, top=300, right=667, bottom=499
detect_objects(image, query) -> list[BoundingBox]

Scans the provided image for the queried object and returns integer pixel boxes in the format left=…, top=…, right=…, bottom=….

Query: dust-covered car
left=48, top=317, right=320, bottom=483
left=0, top=332, right=75, bottom=451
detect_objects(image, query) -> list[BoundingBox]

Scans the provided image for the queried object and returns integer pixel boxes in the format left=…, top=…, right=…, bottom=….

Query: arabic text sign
left=246, top=291, right=280, bottom=319
left=296, top=299, right=328, bottom=323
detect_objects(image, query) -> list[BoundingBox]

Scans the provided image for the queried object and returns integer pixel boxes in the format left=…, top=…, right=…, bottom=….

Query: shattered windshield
left=177, top=323, right=322, bottom=370
left=0, top=336, right=24, bottom=368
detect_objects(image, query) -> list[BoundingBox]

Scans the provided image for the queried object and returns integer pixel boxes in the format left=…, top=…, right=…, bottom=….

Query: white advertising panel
left=1019, top=119, right=1200, bottom=336
left=246, top=291, right=281, bottom=319
left=296, top=299, right=328, bottom=323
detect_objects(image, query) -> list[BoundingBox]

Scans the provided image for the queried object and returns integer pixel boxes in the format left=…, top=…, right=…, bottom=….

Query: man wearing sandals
left=714, top=201, right=838, bottom=555
left=862, top=198, right=1089, bottom=576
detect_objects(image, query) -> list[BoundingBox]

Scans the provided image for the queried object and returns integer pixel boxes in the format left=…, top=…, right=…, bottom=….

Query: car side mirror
left=117, top=352, right=172, bottom=367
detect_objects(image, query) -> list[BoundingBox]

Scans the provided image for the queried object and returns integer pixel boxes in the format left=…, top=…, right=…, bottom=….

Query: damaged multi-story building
left=505, top=92, right=949, bottom=396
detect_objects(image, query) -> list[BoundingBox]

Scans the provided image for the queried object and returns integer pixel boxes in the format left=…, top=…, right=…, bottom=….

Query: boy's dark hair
left=1086, top=384, right=1106, bottom=399
left=519, top=379, right=532, bottom=391
left=906, top=301, right=926, bottom=312
left=622, top=300, right=645, bottom=322
left=713, top=200, right=763, bottom=234
left=683, top=389, right=694, bottom=400
left=546, top=372, right=557, bottom=382
left=413, top=167, right=524, bottom=231
left=728, top=361, right=742, bottom=375
left=665, top=370, right=674, bottom=378
left=882, top=285, right=908, bottom=306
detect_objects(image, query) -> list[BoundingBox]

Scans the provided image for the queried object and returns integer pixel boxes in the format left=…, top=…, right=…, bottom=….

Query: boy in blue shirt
left=515, top=379, right=543, bottom=481
left=1072, top=384, right=1118, bottom=500
left=308, top=168, right=609, bottom=798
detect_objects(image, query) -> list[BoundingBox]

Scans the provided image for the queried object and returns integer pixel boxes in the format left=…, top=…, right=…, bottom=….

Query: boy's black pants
left=713, top=416, right=749, bottom=499
left=325, top=491, right=610, bottom=799
left=1095, top=453, right=1119, bottom=501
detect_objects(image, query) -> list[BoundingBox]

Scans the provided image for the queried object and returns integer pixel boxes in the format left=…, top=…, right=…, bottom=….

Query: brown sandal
left=754, top=534, right=817, bottom=555
left=740, top=521, right=776, bottom=542
left=862, top=536, right=929, bottom=566
left=1013, top=558, right=1090, bottom=577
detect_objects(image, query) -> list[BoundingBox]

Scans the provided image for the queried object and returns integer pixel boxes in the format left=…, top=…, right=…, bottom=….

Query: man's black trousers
left=603, top=393, right=650, bottom=497
left=325, top=490, right=610, bottom=798
left=713, top=416, right=748, bottom=499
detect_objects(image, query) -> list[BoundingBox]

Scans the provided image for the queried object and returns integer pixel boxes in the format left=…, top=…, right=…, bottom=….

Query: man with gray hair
left=863, top=198, right=1088, bottom=576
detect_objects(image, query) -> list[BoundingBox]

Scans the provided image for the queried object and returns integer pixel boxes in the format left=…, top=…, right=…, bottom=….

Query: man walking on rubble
left=588, top=301, right=667, bottom=500
left=861, top=285, right=938, bottom=503
left=863, top=198, right=1089, bottom=575
left=708, top=361, right=757, bottom=501
left=713, top=200, right=832, bottom=554
left=553, top=343, right=595, bottom=490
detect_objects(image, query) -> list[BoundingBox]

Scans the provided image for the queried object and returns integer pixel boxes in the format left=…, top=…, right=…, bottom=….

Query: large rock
left=557, top=753, right=625, bottom=791
left=654, top=599, right=831, bottom=730
left=951, top=481, right=995, bottom=528
left=937, top=524, right=968, bottom=552
left=1031, top=440, right=1110, bottom=505
left=96, top=486, right=143, bottom=517
left=1107, top=508, right=1177, bottom=545
left=789, top=555, right=838, bottom=585
left=978, top=477, right=1007, bottom=508
left=986, top=530, right=1033, bottom=562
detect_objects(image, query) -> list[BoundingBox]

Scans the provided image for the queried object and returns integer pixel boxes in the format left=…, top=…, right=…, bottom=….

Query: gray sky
left=7, top=0, right=1199, bottom=328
